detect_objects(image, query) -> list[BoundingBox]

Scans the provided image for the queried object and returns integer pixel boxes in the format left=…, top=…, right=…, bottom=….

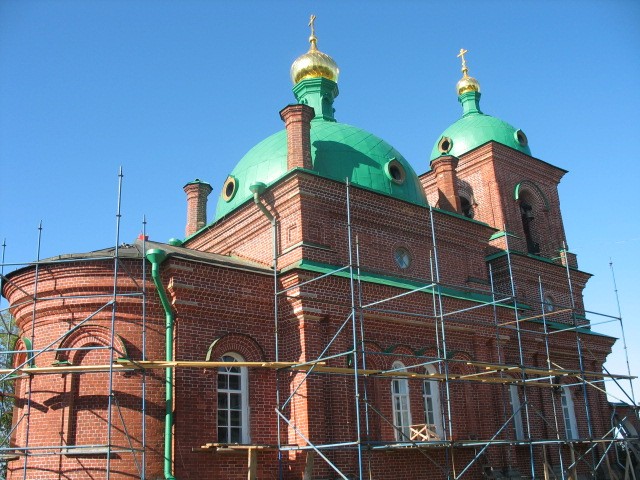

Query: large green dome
left=214, top=118, right=427, bottom=221
left=430, top=91, right=531, bottom=161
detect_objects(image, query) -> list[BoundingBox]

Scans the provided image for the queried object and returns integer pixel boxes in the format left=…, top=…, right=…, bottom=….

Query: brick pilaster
left=430, top=155, right=461, bottom=213
left=279, top=104, right=315, bottom=171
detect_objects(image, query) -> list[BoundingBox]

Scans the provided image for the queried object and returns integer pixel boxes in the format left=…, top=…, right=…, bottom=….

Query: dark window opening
left=386, top=159, right=406, bottom=185
left=460, top=197, right=474, bottom=219
left=520, top=202, right=540, bottom=255
left=222, top=176, right=237, bottom=202
left=438, top=136, right=453, bottom=154
left=515, top=129, right=528, bottom=147
left=389, top=165, right=402, bottom=181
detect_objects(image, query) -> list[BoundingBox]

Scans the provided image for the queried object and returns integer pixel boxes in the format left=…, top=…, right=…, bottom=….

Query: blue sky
left=1, top=1, right=638, bottom=402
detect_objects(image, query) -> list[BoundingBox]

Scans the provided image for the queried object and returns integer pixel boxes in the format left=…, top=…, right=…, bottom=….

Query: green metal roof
left=430, top=91, right=532, bottom=161
left=214, top=119, right=427, bottom=220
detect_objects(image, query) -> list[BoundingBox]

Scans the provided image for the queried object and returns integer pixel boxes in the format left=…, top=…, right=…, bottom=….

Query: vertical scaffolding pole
left=345, top=180, right=364, bottom=479
left=609, top=259, right=636, bottom=408
left=141, top=216, right=147, bottom=480
left=270, top=207, right=283, bottom=480
left=538, top=276, right=566, bottom=480
left=106, top=167, right=124, bottom=477
left=22, top=221, right=42, bottom=480
left=427, top=205, right=454, bottom=479
left=503, top=232, right=536, bottom=479
left=489, top=264, right=511, bottom=468
left=561, top=244, right=596, bottom=476
left=354, top=236, right=374, bottom=477
left=0, top=240, right=8, bottom=404
left=429, top=249, right=449, bottom=473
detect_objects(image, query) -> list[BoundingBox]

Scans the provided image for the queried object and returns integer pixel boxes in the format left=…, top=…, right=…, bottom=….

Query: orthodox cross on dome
left=308, top=14, right=318, bottom=50
left=458, top=48, right=469, bottom=77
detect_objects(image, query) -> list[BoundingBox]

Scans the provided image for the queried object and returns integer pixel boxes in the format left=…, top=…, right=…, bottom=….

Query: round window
left=385, top=159, right=406, bottom=185
left=438, top=136, right=453, bottom=154
left=514, top=129, right=528, bottom=147
left=394, top=247, right=411, bottom=269
left=222, top=176, right=237, bottom=202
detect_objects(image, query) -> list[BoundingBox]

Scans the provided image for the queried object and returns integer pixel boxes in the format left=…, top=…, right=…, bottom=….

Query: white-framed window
left=509, top=384, right=525, bottom=441
left=217, top=352, right=249, bottom=444
left=560, top=386, right=578, bottom=440
left=422, top=365, right=443, bottom=438
left=391, top=361, right=412, bottom=441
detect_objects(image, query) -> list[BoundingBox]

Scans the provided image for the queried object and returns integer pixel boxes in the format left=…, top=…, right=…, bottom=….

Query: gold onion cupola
left=456, top=48, right=480, bottom=96
left=290, top=15, right=339, bottom=85
left=290, top=15, right=340, bottom=122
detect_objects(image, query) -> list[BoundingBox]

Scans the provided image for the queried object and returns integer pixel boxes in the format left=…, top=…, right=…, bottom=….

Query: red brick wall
left=3, top=259, right=165, bottom=479
left=1, top=146, right=619, bottom=478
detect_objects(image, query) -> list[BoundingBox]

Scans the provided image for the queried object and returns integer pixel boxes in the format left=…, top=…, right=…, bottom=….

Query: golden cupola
left=290, top=15, right=339, bottom=85
left=455, top=48, right=481, bottom=95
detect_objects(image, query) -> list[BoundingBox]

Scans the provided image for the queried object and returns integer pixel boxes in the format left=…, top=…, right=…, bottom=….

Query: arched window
left=391, top=361, right=411, bottom=441
left=519, top=191, right=541, bottom=255
left=217, top=352, right=249, bottom=444
left=509, top=384, right=525, bottom=441
left=422, top=365, right=443, bottom=439
left=560, top=386, right=578, bottom=440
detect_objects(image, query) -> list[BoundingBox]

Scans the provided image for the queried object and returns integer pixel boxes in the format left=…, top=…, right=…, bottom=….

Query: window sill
left=62, top=447, right=110, bottom=457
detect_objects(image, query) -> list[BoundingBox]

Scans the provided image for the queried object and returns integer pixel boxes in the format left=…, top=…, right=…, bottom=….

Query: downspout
left=250, top=182, right=274, bottom=223
left=250, top=182, right=281, bottom=472
left=145, top=248, right=176, bottom=480
left=249, top=182, right=276, bottom=356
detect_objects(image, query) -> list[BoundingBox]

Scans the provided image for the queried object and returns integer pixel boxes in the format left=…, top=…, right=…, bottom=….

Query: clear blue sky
left=1, top=1, right=638, bottom=402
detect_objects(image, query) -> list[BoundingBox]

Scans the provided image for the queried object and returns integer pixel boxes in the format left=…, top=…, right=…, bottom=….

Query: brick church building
left=2, top=20, right=638, bottom=480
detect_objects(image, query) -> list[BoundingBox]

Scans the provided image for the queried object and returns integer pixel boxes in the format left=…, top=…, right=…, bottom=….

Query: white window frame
left=509, top=384, right=525, bottom=441
left=217, top=352, right=250, bottom=444
left=560, top=386, right=578, bottom=440
left=422, top=365, right=443, bottom=438
left=391, top=361, right=412, bottom=441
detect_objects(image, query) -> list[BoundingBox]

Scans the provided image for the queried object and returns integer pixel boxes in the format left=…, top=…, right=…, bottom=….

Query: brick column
left=183, top=179, right=213, bottom=237
left=430, top=155, right=461, bottom=213
left=279, top=104, right=315, bottom=171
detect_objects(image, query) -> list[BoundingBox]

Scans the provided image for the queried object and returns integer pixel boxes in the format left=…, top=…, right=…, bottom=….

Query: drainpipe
left=249, top=182, right=273, bottom=223
left=249, top=182, right=282, bottom=472
left=145, top=248, right=176, bottom=480
left=249, top=182, right=276, bottom=348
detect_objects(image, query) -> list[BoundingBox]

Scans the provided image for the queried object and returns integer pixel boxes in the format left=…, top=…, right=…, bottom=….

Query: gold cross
left=457, top=48, right=469, bottom=75
left=309, top=14, right=316, bottom=38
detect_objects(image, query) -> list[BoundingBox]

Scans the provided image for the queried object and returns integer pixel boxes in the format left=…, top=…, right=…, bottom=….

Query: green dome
left=430, top=91, right=531, bottom=161
left=214, top=119, right=427, bottom=221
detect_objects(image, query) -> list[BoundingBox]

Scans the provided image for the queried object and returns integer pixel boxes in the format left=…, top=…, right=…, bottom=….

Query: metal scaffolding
left=268, top=180, right=639, bottom=480
left=0, top=169, right=148, bottom=479
left=0, top=174, right=637, bottom=480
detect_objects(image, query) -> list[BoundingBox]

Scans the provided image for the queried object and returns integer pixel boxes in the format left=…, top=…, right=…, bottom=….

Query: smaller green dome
left=430, top=91, right=531, bottom=161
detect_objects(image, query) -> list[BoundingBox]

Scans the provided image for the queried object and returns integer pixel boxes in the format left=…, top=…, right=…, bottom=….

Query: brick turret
left=183, top=179, right=213, bottom=237
left=279, top=104, right=315, bottom=171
